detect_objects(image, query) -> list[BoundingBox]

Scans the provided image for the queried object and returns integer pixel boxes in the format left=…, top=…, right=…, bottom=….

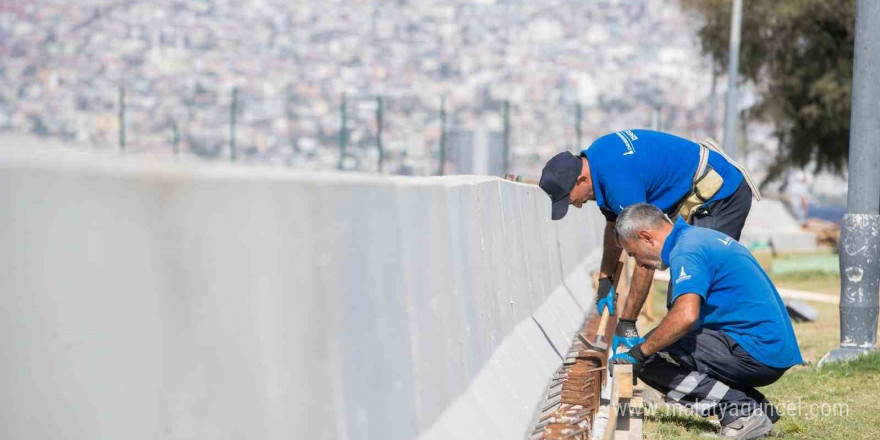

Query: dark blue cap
left=539, top=152, right=582, bottom=220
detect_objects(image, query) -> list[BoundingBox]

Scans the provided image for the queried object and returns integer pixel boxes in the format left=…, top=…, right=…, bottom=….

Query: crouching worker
left=608, top=204, right=802, bottom=440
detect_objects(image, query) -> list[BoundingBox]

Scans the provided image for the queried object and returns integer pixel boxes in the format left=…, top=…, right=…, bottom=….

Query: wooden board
left=601, top=364, right=632, bottom=440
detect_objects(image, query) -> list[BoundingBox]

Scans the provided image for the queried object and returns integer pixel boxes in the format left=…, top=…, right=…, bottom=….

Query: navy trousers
left=691, top=178, right=753, bottom=241
left=638, top=327, right=787, bottom=424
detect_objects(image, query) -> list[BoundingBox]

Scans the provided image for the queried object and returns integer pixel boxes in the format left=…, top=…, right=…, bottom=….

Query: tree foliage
left=681, top=0, right=855, bottom=179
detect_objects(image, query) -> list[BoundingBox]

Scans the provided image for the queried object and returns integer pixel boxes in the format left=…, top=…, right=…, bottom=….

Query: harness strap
left=693, top=143, right=711, bottom=187
left=698, top=138, right=762, bottom=201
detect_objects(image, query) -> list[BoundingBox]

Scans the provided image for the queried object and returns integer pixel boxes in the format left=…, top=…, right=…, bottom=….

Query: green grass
left=763, top=352, right=880, bottom=439
left=643, top=352, right=880, bottom=439
left=641, top=258, right=880, bottom=439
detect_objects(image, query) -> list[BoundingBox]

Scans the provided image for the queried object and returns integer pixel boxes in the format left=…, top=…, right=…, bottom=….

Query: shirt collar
left=661, top=216, right=690, bottom=266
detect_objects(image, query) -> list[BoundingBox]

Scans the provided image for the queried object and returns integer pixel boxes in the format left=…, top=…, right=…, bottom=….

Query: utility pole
left=819, top=0, right=880, bottom=366
left=438, top=96, right=446, bottom=176
left=502, top=100, right=510, bottom=175
left=376, top=96, right=384, bottom=173
left=722, top=0, right=743, bottom=159
left=338, top=93, right=347, bottom=170
left=118, top=85, right=126, bottom=151
left=230, top=87, right=238, bottom=162
left=708, top=70, right=718, bottom=139
left=575, top=102, right=583, bottom=151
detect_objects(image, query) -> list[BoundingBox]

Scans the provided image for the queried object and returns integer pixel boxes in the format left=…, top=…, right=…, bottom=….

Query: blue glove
left=612, top=319, right=646, bottom=357
left=596, top=277, right=615, bottom=316
left=609, top=344, right=647, bottom=385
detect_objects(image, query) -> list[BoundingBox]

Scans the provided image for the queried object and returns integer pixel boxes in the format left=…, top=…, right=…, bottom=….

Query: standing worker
left=538, top=130, right=761, bottom=353
left=608, top=204, right=802, bottom=438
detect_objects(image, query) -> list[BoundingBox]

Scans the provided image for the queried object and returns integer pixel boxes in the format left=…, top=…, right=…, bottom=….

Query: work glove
left=609, top=344, right=647, bottom=386
left=595, top=277, right=615, bottom=316
left=612, top=319, right=645, bottom=357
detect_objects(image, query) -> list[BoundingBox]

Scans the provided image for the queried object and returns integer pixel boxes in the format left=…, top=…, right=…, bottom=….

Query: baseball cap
left=539, top=152, right=582, bottom=220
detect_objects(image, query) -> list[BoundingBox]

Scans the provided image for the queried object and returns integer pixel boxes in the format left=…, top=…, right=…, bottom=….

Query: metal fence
left=105, top=83, right=683, bottom=178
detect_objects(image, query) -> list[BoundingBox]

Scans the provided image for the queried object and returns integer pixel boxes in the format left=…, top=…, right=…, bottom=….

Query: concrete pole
left=437, top=96, right=446, bottom=176
left=722, top=0, right=742, bottom=159
left=819, top=0, right=880, bottom=366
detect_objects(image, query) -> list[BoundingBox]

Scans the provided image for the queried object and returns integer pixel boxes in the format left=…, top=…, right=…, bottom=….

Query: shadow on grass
left=646, top=412, right=718, bottom=434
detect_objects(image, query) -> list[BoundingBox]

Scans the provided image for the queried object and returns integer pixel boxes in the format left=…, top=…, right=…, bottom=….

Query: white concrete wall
left=0, top=148, right=605, bottom=440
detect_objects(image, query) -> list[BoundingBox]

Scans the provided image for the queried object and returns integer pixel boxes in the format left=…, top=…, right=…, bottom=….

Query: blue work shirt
left=661, top=217, right=803, bottom=369
left=581, top=130, right=743, bottom=221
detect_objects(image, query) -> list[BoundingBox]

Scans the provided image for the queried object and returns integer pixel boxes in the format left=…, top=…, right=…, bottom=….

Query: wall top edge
left=0, top=145, right=543, bottom=189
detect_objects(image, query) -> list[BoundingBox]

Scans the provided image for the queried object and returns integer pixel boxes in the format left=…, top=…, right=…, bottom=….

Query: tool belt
left=675, top=138, right=762, bottom=223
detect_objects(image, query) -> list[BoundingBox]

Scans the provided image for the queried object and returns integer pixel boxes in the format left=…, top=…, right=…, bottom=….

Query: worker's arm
left=618, top=265, right=654, bottom=321
left=596, top=220, right=656, bottom=321
left=595, top=221, right=623, bottom=315
left=609, top=293, right=701, bottom=383
left=637, top=252, right=709, bottom=356
left=638, top=293, right=701, bottom=356
left=610, top=264, right=655, bottom=351
left=598, top=221, right=623, bottom=280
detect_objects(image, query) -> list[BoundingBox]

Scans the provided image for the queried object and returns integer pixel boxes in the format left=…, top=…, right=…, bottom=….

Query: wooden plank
left=601, top=380, right=621, bottom=440
left=617, top=393, right=644, bottom=440
left=618, top=366, right=633, bottom=399
left=601, top=364, right=632, bottom=440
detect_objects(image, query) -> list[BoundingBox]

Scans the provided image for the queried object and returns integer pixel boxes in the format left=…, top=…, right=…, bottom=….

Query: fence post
left=438, top=96, right=446, bottom=176
left=338, top=93, right=347, bottom=170
left=575, top=102, right=583, bottom=151
left=171, top=119, right=180, bottom=155
left=118, top=85, right=126, bottom=151
left=502, top=100, right=510, bottom=175
left=651, top=106, right=661, bottom=131
left=230, top=87, right=238, bottom=162
left=376, top=96, right=384, bottom=173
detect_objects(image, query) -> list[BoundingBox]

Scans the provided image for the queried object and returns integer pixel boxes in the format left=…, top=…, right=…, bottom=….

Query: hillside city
left=1, top=0, right=773, bottom=177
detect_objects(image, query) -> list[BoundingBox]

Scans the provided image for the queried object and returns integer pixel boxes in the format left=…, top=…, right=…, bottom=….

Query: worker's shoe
left=720, top=410, right=773, bottom=439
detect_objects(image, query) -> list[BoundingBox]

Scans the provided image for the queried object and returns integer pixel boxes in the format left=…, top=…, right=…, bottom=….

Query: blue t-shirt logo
left=676, top=267, right=692, bottom=283
left=615, top=130, right=638, bottom=156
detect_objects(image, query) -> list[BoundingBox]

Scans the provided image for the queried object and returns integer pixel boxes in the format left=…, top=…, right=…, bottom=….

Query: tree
left=681, top=0, right=855, bottom=184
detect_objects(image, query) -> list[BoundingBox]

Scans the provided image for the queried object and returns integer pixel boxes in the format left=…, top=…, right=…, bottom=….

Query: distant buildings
left=0, top=0, right=721, bottom=176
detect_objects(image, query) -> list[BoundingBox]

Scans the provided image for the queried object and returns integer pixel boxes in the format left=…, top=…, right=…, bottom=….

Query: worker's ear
left=638, top=230, right=653, bottom=244
left=576, top=175, right=588, bottom=184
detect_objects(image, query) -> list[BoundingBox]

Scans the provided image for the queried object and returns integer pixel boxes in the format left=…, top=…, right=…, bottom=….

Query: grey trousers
left=639, top=327, right=787, bottom=425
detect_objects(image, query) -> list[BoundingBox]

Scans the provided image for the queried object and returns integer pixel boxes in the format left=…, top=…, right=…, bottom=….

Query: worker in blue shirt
left=538, top=130, right=761, bottom=356
left=609, top=203, right=802, bottom=439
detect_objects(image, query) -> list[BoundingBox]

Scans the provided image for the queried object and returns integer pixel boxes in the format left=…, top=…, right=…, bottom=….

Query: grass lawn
left=641, top=254, right=880, bottom=439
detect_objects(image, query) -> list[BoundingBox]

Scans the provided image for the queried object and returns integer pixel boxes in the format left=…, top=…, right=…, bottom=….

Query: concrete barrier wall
left=741, top=199, right=818, bottom=253
left=0, top=148, right=605, bottom=440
